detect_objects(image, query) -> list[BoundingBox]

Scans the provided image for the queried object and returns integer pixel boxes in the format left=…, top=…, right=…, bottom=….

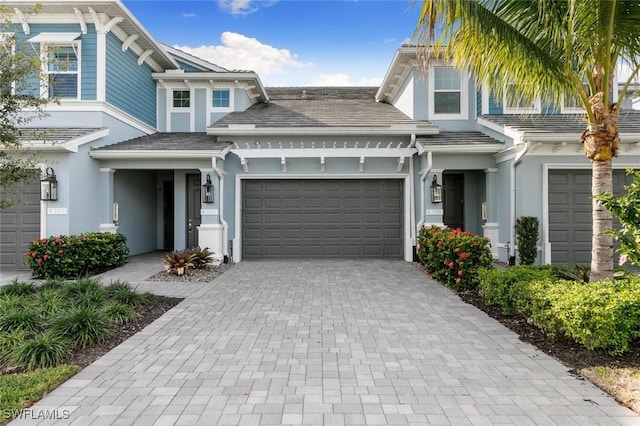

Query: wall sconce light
left=40, top=167, right=58, bottom=201
left=430, top=175, right=442, bottom=203
left=202, top=174, right=214, bottom=203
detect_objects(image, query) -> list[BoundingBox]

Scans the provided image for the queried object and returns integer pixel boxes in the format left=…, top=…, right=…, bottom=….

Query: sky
left=122, top=0, right=422, bottom=87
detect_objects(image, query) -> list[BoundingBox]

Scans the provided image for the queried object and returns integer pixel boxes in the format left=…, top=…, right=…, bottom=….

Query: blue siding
left=175, top=59, right=202, bottom=72
left=476, top=90, right=482, bottom=115
left=105, top=33, right=156, bottom=127
left=14, top=24, right=96, bottom=100
left=488, top=92, right=502, bottom=114
left=234, top=88, right=252, bottom=111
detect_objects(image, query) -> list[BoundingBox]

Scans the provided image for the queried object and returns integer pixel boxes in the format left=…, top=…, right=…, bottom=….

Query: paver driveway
left=10, top=260, right=639, bottom=425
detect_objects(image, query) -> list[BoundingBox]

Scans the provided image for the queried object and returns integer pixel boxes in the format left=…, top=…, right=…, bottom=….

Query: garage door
left=0, top=181, right=41, bottom=270
left=549, top=170, right=630, bottom=265
left=242, top=179, right=403, bottom=259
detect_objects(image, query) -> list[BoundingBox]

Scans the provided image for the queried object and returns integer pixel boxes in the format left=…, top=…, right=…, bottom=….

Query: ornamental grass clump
left=416, top=225, right=492, bottom=290
left=104, top=281, right=151, bottom=307
left=50, top=306, right=113, bottom=348
left=12, top=331, right=70, bottom=370
left=163, top=250, right=196, bottom=276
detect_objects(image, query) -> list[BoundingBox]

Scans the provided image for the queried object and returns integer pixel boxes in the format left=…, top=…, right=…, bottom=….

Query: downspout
left=509, top=142, right=530, bottom=262
left=409, top=134, right=416, bottom=247
left=416, top=150, right=433, bottom=230
left=212, top=158, right=229, bottom=260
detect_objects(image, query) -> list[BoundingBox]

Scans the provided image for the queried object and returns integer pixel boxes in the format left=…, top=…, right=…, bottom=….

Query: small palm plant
left=189, top=247, right=215, bottom=269
left=163, top=250, right=195, bottom=276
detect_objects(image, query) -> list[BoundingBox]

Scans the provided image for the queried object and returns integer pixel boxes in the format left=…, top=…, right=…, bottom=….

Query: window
left=503, top=83, right=540, bottom=113
left=46, top=45, right=79, bottom=99
left=212, top=89, right=230, bottom=108
left=434, top=67, right=461, bottom=114
left=172, top=90, right=190, bottom=108
left=561, top=85, right=589, bottom=113
left=429, top=66, right=468, bottom=119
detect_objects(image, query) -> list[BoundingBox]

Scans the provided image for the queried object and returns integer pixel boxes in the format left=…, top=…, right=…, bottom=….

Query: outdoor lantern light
left=40, top=167, right=58, bottom=201
left=430, top=175, right=442, bottom=203
left=202, top=174, right=214, bottom=203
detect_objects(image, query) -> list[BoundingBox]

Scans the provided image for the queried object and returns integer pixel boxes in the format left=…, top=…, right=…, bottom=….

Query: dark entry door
left=443, top=174, right=464, bottom=230
left=163, top=180, right=174, bottom=250
left=186, top=174, right=201, bottom=248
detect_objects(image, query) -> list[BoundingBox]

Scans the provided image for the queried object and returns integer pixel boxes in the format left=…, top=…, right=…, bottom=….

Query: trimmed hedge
left=416, top=225, right=492, bottom=290
left=25, top=233, right=130, bottom=279
left=478, top=266, right=640, bottom=355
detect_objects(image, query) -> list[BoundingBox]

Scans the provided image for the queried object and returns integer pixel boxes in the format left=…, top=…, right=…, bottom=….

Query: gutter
left=509, top=142, right=530, bottom=262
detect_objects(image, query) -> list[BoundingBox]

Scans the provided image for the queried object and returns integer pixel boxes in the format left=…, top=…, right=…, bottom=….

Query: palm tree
left=414, top=0, right=640, bottom=281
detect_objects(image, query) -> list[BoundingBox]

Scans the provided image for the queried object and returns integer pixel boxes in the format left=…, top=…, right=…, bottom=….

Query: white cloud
left=218, top=0, right=257, bottom=15
left=181, top=12, right=197, bottom=18
left=173, top=32, right=313, bottom=78
left=310, top=73, right=382, bottom=87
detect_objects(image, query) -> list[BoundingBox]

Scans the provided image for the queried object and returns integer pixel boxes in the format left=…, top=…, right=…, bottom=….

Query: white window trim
left=208, top=87, right=234, bottom=114
left=503, top=83, right=541, bottom=114
left=41, top=41, right=81, bottom=101
left=428, top=65, right=469, bottom=120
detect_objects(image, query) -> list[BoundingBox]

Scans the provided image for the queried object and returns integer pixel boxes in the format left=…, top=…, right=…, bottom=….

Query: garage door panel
left=549, top=169, right=630, bottom=266
left=242, top=179, right=403, bottom=258
left=1, top=180, right=40, bottom=270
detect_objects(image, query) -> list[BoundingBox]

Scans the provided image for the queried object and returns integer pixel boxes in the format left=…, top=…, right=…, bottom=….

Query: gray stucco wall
left=114, top=170, right=158, bottom=255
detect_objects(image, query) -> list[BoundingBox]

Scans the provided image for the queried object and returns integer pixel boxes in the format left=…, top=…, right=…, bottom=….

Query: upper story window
left=503, top=83, right=541, bottom=113
left=212, top=89, right=230, bottom=108
left=429, top=65, right=468, bottom=120
left=46, top=46, right=78, bottom=99
left=172, top=90, right=190, bottom=108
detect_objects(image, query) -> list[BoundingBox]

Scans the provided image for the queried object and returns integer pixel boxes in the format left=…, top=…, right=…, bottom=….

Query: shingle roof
left=95, top=133, right=230, bottom=151
left=417, top=131, right=505, bottom=146
left=481, top=111, right=640, bottom=134
left=16, top=127, right=105, bottom=143
left=211, top=86, right=427, bottom=129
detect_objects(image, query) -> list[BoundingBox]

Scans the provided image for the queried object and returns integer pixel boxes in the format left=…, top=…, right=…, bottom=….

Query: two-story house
left=2, top=1, right=639, bottom=271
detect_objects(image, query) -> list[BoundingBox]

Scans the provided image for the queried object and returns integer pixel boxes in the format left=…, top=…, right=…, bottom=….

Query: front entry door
left=443, top=174, right=464, bottom=230
left=186, top=174, right=201, bottom=248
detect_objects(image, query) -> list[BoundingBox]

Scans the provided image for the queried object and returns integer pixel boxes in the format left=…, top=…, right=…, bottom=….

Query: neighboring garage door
left=549, top=169, right=630, bottom=265
left=0, top=181, right=41, bottom=270
left=242, top=179, right=403, bottom=259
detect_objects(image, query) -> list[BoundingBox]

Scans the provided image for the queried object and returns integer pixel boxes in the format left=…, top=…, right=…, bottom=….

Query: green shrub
left=25, top=232, right=130, bottom=279
left=0, top=306, right=43, bottom=335
left=515, top=216, right=539, bottom=265
left=477, top=266, right=556, bottom=314
left=64, top=278, right=106, bottom=308
left=51, top=307, right=113, bottom=348
left=12, top=331, right=70, bottom=369
left=104, top=281, right=150, bottom=307
left=39, top=278, right=67, bottom=291
left=0, top=280, right=38, bottom=297
left=416, top=225, right=492, bottom=289
left=0, top=330, right=27, bottom=368
left=102, top=302, right=136, bottom=324
left=34, top=288, right=67, bottom=316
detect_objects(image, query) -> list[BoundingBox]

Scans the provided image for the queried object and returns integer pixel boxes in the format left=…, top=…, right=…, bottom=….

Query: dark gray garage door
left=0, top=181, right=40, bottom=270
left=242, top=179, right=403, bottom=259
left=549, top=169, right=630, bottom=265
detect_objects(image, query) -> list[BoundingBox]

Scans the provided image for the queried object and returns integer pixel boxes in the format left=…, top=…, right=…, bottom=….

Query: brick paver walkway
left=10, top=260, right=639, bottom=425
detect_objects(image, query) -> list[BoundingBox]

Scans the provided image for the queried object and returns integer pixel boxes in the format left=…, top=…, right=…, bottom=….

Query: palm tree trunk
left=590, top=159, right=613, bottom=282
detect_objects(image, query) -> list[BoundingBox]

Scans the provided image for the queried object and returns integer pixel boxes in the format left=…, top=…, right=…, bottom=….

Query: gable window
left=45, top=45, right=79, bottom=99
left=503, top=83, right=541, bottom=113
left=429, top=65, right=468, bottom=120
left=212, top=89, right=230, bottom=108
left=172, top=90, right=190, bottom=108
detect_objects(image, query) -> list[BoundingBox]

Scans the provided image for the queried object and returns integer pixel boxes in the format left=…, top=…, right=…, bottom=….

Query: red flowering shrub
left=416, top=225, right=492, bottom=290
left=25, top=232, right=130, bottom=279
